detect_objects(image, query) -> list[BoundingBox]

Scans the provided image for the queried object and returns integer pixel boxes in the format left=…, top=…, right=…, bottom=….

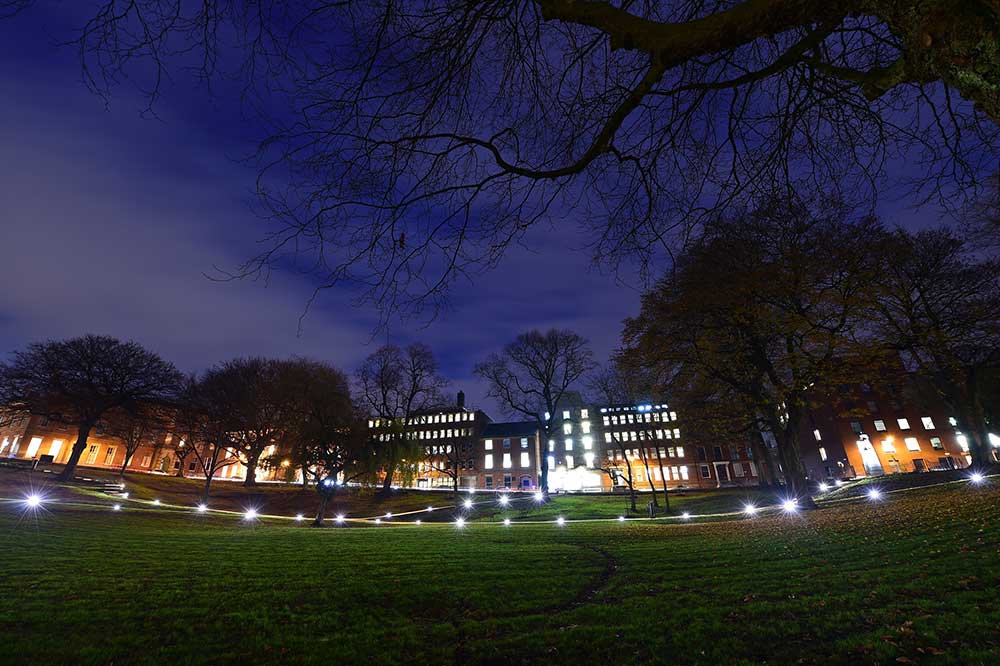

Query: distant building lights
left=121, top=492, right=129, bottom=499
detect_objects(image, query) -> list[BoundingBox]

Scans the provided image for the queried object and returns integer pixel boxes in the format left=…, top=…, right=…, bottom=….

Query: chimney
left=457, top=390, right=466, bottom=409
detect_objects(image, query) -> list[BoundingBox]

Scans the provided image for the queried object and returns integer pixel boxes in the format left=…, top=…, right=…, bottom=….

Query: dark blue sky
left=0, top=4, right=649, bottom=415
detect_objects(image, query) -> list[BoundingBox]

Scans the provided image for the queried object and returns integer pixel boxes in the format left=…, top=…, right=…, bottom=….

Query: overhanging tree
left=4, top=2, right=998, bottom=321
left=0, top=335, right=182, bottom=481
left=624, top=198, right=893, bottom=506
left=475, top=329, right=595, bottom=495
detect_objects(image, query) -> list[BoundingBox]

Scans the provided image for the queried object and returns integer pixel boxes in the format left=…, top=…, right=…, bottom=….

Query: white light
left=556, top=516, right=566, bottom=526
left=499, top=495, right=510, bottom=506
left=463, top=499, right=473, bottom=509
left=835, top=480, right=845, bottom=487
left=970, top=472, right=984, bottom=485
left=867, top=488, right=882, bottom=501
left=112, top=504, right=121, bottom=511
left=385, top=512, right=392, bottom=518
left=295, top=514, right=304, bottom=522
left=25, top=494, right=42, bottom=508
left=427, top=506, right=434, bottom=512
left=152, top=499, right=161, bottom=506
left=533, top=491, right=544, bottom=502
left=196, top=504, right=208, bottom=513
left=455, top=517, right=465, bottom=528
left=681, top=512, right=691, bottom=520
left=782, top=499, right=798, bottom=513
left=743, top=504, right=757, bottom=516
left=503, top=518, right=511, bottom=526
left=244, top=508, right=259, bottom=520
left=374, top=518, right=382, bottom=525
left=121, top=492, right=129, bottom=499
left=335, top=514, right=345, bottom=524
left=818, top=483, right=829, bottom=492
left=617, top=515, right=625, bottom=522
left=415, top=520, right=422, bottom=526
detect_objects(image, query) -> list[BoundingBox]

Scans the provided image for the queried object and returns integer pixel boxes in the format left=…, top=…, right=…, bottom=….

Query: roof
left=482, top=421, right=539, bottom=438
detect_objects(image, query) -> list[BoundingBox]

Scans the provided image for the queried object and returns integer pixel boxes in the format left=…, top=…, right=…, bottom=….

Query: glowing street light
left=295, top=514, right=304, bottom=522
left=152, top=499, right=161, bottom=506
left=385, top=512, right=392, bottom=519
left=503, top=518, right=511, bottom=526
left=617, top=515, right=625, bottom=522
left=533, top=491, right=544, bottom=502
left=196, top=504, right=208, bottom=513
left=556, top=516, right=566, bottom=526
left=743, top=504, right=758, bottom=516
left=121, top=492, right=130, bottom=499
left=415, top=520, right=422, bottom=526
left=244, top=508, right=259, bottom=521
left=112, top=504, right=121, bottom=511
left=818, top=483, right=829, bottom=492
left=867, top=488, right=882, bottom=501
left=499, top=495, right=510, bottom=506
left=463, top=499, right=473, bottom=509
left=681, top=512, right=691, bottom=520
left=374, top=518, right=382, bottom=525
left=426, top=506, right=434, bottom=512
left=24, top=494, right=42, bottom=509
left=335, top=514, right=345, bottom=524
left=970, top=472, right=985, bottom=485
left=782, top=499, right=798, bottom=513
left=455, top=517, right=466, bottom=528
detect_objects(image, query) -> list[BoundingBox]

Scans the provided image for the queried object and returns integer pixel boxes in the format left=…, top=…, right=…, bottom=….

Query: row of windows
left=369, top=411, right=475, bottom=429
left=548, top=437, right=594, bottom=451
left=484, top=452, right=532, bottom=469
left=484, top=437, right=529, bottom=450
left=604, top=429, right=681, bottom=443
left=848, top=416, right=939, bottom=435
left=602, top=411, right=676, bottom=426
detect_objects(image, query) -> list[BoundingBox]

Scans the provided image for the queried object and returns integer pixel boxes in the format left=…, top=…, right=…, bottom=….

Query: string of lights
left=3, top=472, right=990, bottom=528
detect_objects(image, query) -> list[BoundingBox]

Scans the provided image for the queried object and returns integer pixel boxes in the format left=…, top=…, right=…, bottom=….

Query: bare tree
left=357, top=344, right=449, bottom=494
left=171, top=375, right=242, bottom=502
left=475, top=329, right=595, bottom=495
left=3, top=2, right=997, bottom=322
left=876, top=227, right=1000, bottom=470
left=104, top=402, right=172, bottom=480
left=0, top=335, right=182, bottom=481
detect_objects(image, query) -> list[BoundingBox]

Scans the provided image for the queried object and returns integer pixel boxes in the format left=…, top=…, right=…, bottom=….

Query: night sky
left=0, top=5, right=939, bottom=415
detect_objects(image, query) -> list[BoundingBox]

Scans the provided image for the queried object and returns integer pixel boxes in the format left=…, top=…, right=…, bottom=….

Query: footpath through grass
left=0, top=479, right=997, bottom=665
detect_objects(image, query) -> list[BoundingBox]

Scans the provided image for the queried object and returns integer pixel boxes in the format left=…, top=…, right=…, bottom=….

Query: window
left=676, top=446, right=684, bottom=458
left=680, top=465, right=689, bottom=481
left=819, top=447, right=827, bottom=461
left=813, top=429, right=822, bottom=441
left=520, top=452, right=530, bottom=468
left=503, top=438, right=511, bottom=449
left=580, top=409, right=588, bottom=419
left=948, top=416, right=958, bottom=427
left=584, top=452, right=595, bottom=467
left=882, top=439, right=896, bottom=453
left=188, top=461, right=197, bottom=472
left=484, top=454, right=494, bottom=469
left=850, top=421, right=863, bottom=435
left=582, top=436, right=592, bottom=450
left=697, top=446, right=707, bottom=462
left=905, top=437, right=920, bottom=452
left=930, top=437, right=943, bottom=450
left=873, top=419, right=887, bottom=432
left=25, top=437, right=43, bottom=458
left=897, top=418, right=911, bottom=430
left=564, top=438, right=573, bottom=450
left=581, top=421, right=591, bottom=434
left=604, top=432, right=612, bottom=443
left=563, top=423, right=572, bottom=435
left=602, top=416, right=610, bottom=426
left=700, top=465, right=711, bottom=479
left=562, top=410, right=570, bottom=419
left=503, top=474, right=512, bottom=488
left=548, top=440, right=555, bottom=451
left=47, top=439, right=63, bottom=458
left=957, top=435, right=969, bottom=452
left=0, top=437, right=8, bottom=454
left=673, top=428, right=681, bottom=439
left=712, top=446, right=723, bottom=460
left=103, top=446, right=116, bottom=465
left=565, top=455, right=574, bottom=468
left=485, top=476, right=493, bottom=489
left=867, top=401, right=878, bottom=413
left=547, top=455, right=555, bottom=470
left=521, top=437, right=528, bottom=448
left=921, top=416, right=935, bottom=430
left=502, top=453, right=512, bottom=469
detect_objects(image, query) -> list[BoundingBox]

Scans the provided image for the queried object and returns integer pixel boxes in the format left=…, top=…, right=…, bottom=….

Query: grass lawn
left=0, top=475, right=997, bottom=665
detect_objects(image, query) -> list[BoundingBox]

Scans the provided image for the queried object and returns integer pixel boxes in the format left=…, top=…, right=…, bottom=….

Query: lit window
left=565, top=455, right=574, bottom=468
left=873, top=419, right=886, bottom=432
left=562, top=410, right=570, bottom=419
left=813, top=429, right=822, bottom=441
left=957, top=435, right=969, bottom=452
left=676, top=446, right=684, bottom=457
left=581, top=421, right=591, bottom=434
left=604, top=433, right=612, bottom=443
left=948, top=416, right=957, bottom=427
left=897, top=418, right=910, bottom=430
left=563, top=423, right=572, bottom=435
left=521, top=437, right=528, bottom=448
left=548, top=439, right=555, bottom=451
left=502, top=453, right=512, bottom=469
left=920, top=416, right=935, bottom=430
left=670, top=411, right=677, bottom=421
left=547, top=455, right=555, bottom=470
left=882, top=439, right=896, bottom=453
left=580, top=409, right=588, bottom=419
left=930, top=437, right=943, bottom=450
left=484, top=454, right=494, bottom=469
left=603, top=416, right=610, bottom=426
left=905, top=437, right=920, bottom=452
left=582, top=436, right=593, bottom=450
left=673, top=428, right=681, bottom=439
left=520, top=452, right=530, bottom=468
left=565, top=438, right=573, bottom=450
left=584, top=452, right=595, bottom=467
left=819, top=447, right=827, bottom=461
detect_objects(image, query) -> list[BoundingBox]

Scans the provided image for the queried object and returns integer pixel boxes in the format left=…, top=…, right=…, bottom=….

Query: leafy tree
left=357, top=344, right=449, bottom=494
left=475, top=329, right=595, bottom=495
left=624, top=199, right=892, bottom=506
left=0, top=335, right=181, bottom=481
left=876, top=228, right=1000, bottom=469
left=5, top=2, right=998, bottom=321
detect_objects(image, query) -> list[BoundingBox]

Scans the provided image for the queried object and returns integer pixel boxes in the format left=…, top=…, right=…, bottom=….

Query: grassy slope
left=0, top=479, right=997, bottom=665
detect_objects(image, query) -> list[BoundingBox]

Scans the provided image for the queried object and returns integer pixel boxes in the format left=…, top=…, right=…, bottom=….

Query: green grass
left=0, top=477, right=997, bottom=665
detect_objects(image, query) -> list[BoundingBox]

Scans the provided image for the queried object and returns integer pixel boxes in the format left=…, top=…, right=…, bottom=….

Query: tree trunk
left=653, top=446, right=670, bottom=513
left=639, top=449, right=658, bottom=507
left=56, top=421, right=94, bottom=481
left=777, top=428, right=816, bottom=508
left=119, top=454, right=130, bottom=480
left=243, top=453, right=260, bottom=487
left=380, top=465, right=394, bottom=495
left=313, top=483, right=335, bottom=526
left=201, top=469, right=215, bottom=503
